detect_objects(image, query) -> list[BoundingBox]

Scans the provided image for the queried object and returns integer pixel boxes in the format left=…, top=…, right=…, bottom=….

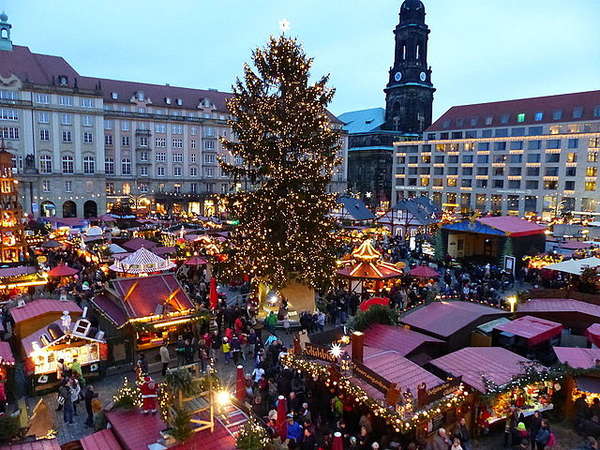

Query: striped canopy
left=109, top=247, right=175, bottom=274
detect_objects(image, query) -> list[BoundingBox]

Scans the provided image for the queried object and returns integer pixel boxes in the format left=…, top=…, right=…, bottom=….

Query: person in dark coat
left=454, top=417, right=472, bottom=450
left=527, top=411, right=543, bottom=450
left=84, top=384, right=98, bottom=427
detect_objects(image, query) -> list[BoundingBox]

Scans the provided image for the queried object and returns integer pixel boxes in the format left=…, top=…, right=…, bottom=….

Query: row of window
left=104, top=135, right=215, bottom=150
left=37, top=112, right=95, bottom=126
left=0, top=108, right=19, bottom=121
left=399, top=151, right=586, bottom=165
left=103, top=120, right=224, bottom=137
left=440, top=105, right=600, bottom=129
left=39, top=155, right=96, bottom=174
left=32, top=93, right=96, bottom=108
left=399, top=165, right=598, bottom=177
left=105, top=181, right=230, bottom=195
left=398, top=177, right=598, bottom=192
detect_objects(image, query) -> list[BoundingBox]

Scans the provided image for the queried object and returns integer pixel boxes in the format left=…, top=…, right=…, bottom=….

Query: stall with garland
left=22, top=310, right=108, bottom=392
left=284, top=333, right=471, bottom=442
left=428, top=347, right=562, bottom=431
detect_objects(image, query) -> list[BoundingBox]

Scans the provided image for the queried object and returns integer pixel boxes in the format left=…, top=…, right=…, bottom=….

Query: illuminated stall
left=0, top=139, right=26, bottom=264
left=92, top=274, right=201, bottom=351
left=23, top=309, right=108, bottom=392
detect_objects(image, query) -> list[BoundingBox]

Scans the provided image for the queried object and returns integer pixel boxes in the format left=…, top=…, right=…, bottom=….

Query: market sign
left=353, top=361, right=393, bottom=393
left=425, top=377, right=463, bottom=403
left=303, top=343, right=338, bottom=363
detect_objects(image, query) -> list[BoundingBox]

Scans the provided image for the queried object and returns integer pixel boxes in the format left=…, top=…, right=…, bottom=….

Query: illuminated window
left=447, top=178, right=457, bottom=187
left=585, top=181, right=596, bottom=191
left=589, top=152, right=599, bottom=162
left=534, top=112, right=543, bottom=121
left=517, top=113, right=526, bottom=123
left=587, top=167, right=598, bottom=177
left=567, top=153, right=577, bottom=163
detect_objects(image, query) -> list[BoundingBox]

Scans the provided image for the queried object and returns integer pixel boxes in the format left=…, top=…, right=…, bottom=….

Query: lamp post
left=507, top=295, right=517, bottom=313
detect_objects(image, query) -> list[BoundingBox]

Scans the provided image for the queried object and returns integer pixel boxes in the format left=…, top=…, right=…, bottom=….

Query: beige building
left=0, top=14, right=347, bottom=218
left=393, top=90, right=600, bottom=220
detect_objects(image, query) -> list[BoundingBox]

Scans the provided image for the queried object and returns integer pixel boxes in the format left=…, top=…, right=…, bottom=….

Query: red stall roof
left=560, top=241, right=594, bottom=250
left=495, top=315, right=563, bottom=346
left=586, top=323, right=600, bottom=347
left=401, top=301, right=507, bottom=338
left=554, top=347, right=600, bottom=369
left=519, top=298, right=600, bottom=319
left=91, top=295, right=128, bottom=327
left=351, top=349, right=443, bottom=400
left=0, top=439, right=61, bottom=450
left=429, top=347, right=538, bottom=393
left=409, top=265, right=440, bottom=278
left=0, top=266, right=37, bottom=278
left=109, top=274, right=194, bottom=320
left=10, top=299, right=82, bottom=324
left=0, top=341, right=15, bottom=365
left=121, top=238, right=158, bottom=251
left=477, top=216, right=546, bottom=237
left=354, top=324, right=443, bottom=357
left=80, top=429, right=123, bottom=450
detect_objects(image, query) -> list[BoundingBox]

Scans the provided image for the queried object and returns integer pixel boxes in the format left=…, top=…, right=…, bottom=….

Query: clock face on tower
left=419, top=72, right=427, bottom=82
left=394, top=71, right=402, bottom=82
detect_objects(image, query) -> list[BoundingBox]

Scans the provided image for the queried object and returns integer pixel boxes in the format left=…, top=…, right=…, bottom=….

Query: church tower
left=383, top=0, right=435, bottom=133
left=0, top=12, right=13, bottom=52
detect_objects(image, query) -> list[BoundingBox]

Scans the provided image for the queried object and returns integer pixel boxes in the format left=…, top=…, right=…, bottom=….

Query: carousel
left=337, top=240, right=404, bottom=294
left=109, top=247, right=175, bottom=276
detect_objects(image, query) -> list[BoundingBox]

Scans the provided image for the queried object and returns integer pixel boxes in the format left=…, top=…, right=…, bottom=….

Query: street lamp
left=216, top=390, right=230, bottom=407
left=507, top=296, right=517, bottom=313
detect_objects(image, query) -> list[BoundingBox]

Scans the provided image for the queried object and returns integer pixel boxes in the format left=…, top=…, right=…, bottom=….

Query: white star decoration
left=279, top=18, right=291, bottom=33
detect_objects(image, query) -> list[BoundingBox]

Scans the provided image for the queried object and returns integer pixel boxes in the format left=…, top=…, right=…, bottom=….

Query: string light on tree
left=279, top=18, right=291, bottom=33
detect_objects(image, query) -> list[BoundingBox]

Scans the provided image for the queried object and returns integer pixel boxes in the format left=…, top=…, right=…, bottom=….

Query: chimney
left=351, top=331, right=364, bottom=364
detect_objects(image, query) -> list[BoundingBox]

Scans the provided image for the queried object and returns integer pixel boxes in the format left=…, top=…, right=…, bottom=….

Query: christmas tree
left=220, top=35, right=341, bottom=290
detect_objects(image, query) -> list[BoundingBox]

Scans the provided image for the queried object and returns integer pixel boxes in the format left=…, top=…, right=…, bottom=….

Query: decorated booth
left=91, top=273, right=202, bottom=351
left=23, top=308, right=108, bottom=392
left=109, top=247, right=175, bottom=276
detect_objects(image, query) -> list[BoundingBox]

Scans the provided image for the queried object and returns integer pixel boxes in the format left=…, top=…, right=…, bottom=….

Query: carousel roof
left=10, top=299, right=81, bottom=324
left=121, top=237, right=158, bottom=251
left=109, top=247, right=175, bottom=274
left=106, top=274, right=194, bottom=321
left=337, top=240, right=404, bottom=280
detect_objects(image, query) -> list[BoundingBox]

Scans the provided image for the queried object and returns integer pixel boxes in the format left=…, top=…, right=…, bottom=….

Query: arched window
left=83, top=155, right=95, bottom=174
left=1, top=29, right=8, bottom=40
left=121, top=158, right=131, bottom=175
left=62, top=155, right=74, bottom=174
left=40, top=154, right=52, bottom=173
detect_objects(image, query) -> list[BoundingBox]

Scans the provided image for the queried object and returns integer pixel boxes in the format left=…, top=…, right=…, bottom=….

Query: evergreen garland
left=219, top=35, right=342, bottom=290
left=236, top=417, right=272, bottom=450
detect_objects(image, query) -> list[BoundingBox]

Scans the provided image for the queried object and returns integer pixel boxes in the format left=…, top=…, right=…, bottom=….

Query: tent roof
left=348, top=323, right=443, bottom=357
left=477, top=216, right=546, bottom=237
left=10, top=299, right=81, bottom=324
left=121, top=237, right=158, bottom=251
left=108, top=243, right=128, bottom=254
left=409, top=265, right=440, bottom=278
left=0, top=341, right=15, bottom=365
left=544, top=257, right=600, bottom=275
left=336, top=196, right=375, bottom=221
left=0, top=439, right=61, bottom=450
left=80, top=429, right=122, bottom=450
left=392, top=197, right=441, bottom=226
left=109, top=247, right=175, bottom=274
left=337, top=260, right=403, bottom=279
left=429, top=347, right=540, bottom=393
left=518, top=298, right=600, bottom=319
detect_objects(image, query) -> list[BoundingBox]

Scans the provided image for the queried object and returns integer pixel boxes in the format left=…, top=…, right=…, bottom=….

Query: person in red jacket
left=139, top=375, right=158, bottom=414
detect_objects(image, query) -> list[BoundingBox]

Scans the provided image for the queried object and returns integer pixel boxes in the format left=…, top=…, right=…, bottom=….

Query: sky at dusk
left=2, top=0, right=599, bottom=119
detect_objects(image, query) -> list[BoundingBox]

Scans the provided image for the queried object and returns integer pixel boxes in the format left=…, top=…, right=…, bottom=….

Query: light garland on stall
left=281, top=353, right=470, bottom=433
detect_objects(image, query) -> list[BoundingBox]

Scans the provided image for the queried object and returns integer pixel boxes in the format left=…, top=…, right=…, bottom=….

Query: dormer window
left=165, top=97, right=172, bottom=105
left=58, top=75, right=68, bottom=86
left=111, top=92, right=118, bottom=100
left=176, top=98, right=183, bottom=106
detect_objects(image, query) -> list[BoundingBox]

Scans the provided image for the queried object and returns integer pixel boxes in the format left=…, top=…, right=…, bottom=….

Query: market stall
left=22, top=310, right=108, bottom=392
left=91, top=273, right=201, bottom=350
left=554, top=346, right=600, bottom=417
left=493, top=315, right=563, bottom=364
left=109, top=247, right=175, bottom=276
left=10, top=298, right=82, bottom=341
left=428, top=347, right=559, bottom=429
left=586, top=324, right=600, bottom=348
left=0, top=265, right=47, bottom=294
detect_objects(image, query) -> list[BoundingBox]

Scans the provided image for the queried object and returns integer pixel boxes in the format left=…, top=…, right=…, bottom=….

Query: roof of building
left=518, top=298, right=600, bottom=319
left=429, top=347, right=537, bottom=393
left=0, top=341, right=15, bottom=365
left=335, top=196, right=375, bottom=221
left=0, top=439, right=61, bottom=450
left=477, top=216, right=546, bottom=237
left=494, top=315, right=563, bottom=346
left=428, top=90, right=600, bottom=131
left=0, top=44, right=342, bottom=124
left=107, top=274, right=194, bottom=321
left=400, top=301, right=507, bottom=338
left=10, top=299, right=82, bottom=324
left=337, top=108, right=386, bottom=134
left=79, top=428, right=123, bottom=450
left=352, top=349, right=443, bottom=400
left=553, top=347, right=600, bottom=369
left=90, top=294, right=128, bottom=327
left=349, top=324, right=443, bottom=357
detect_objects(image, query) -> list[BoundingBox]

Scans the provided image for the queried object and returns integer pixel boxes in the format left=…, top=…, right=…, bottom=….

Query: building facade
left=339, top=0, right=435, bottom=209
left=393, top=91, right=600, bottom=219
left=0, top=14, right=347, bottom=218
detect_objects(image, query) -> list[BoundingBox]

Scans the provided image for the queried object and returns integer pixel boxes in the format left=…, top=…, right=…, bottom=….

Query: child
left=450, top=437, right=463, bottom=450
